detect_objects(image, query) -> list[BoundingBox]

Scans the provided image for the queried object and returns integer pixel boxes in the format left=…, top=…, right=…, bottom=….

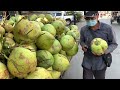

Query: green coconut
left=3, top=37, right=15, bottom=49
left=48, top=70, right=61, bottom=79
left=47, top=39, right=62, bottom=55
left=36, top=18, right=42, bottom=22
left=59, top=50, right=67, bottom=56
left=66, top=42, right=78, bottom=56
left=36, top=50, right=54, bottom=69
left=5, top=20, right=15, bottom=26
left=69, top=25, right=78, bottom=30
left=15, top=15, right=24, bottom=23
left=56, top=33, right=65, bottom=41
left=45, top=14, right=53, bottom=23
left=37, top=21, right=44, bottom=28
left=36, top=31, right=55, bottom=50
left=25, top=67, right=52, bottom=79
left=64, top=26, right=70, bottom=34
left=20, top=43, right=37, bottom=55
left=0, top=25, right=5, bottom=35
left=3, top=23, right=14, bottom=33
left=40, top=17, right=49, bottom=24
left=7, top=47, right=37, bottom=78
left=0, top=42, right=2, bottom=53
left=51, top=20, right=65, bottom=35
left=66, top=30, right=80, bottom=40
left=0, top=62, right=10, bottom=79
left=91, top=38, right=108, bottom=55
left=5, top=33, right=14, bottom=39
left=60, top=35, right=75, bottom=51
left=41, top=24, right=56, bottom=36
left=29, top=14, right=38, bottom=21
left=52, top=54, right=70, bottom=72
left=10, top=16, right=16, bottom=22
left=38, top=14, right=45, bottom=19
left=14, top=19, right=41, bottom=43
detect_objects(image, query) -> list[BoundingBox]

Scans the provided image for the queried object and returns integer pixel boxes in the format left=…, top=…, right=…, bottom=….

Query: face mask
left=86, top=20, right=97, bottom=26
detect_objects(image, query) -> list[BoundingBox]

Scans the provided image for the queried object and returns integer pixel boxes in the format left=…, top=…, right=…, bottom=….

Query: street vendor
left=80, top=11, right=118, bottom=79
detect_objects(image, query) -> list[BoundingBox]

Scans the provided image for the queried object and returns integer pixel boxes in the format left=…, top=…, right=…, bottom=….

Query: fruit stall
left=0, top=13, right=80, bottom=79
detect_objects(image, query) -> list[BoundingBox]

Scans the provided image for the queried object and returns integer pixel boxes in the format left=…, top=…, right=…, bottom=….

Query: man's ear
left=96, top=14, right=99, bottom=19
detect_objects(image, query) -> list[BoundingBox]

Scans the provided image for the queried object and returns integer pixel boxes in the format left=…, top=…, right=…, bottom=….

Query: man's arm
left=80, top=27, right=88, bottom=52
left=105, top=26, right=118, bottom=54
left=80, top=27, right=86, bottom=47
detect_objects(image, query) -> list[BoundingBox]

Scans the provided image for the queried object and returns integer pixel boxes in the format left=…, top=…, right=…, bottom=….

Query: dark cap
left=84, top=11, right=98, bottom=17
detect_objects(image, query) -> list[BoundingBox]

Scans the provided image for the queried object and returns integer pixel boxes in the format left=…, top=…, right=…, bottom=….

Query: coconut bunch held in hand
left=91, top=38, right=108, bottom=56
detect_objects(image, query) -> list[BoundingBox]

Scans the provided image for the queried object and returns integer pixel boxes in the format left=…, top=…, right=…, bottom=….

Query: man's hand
left=82, top=45, right=88, bottom=52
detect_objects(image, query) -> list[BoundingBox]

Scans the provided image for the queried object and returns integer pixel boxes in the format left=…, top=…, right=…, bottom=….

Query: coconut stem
left=95, top=39, right=100, bottom=45
left=14, top=16, right=27, bottom=27
left=3, top=53, right=9, bottom=60
left=26, top=29, right=33, bottom=35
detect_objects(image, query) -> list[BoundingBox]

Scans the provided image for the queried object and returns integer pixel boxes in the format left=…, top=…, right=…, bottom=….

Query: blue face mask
left=86, top=20, right=97, bottom=26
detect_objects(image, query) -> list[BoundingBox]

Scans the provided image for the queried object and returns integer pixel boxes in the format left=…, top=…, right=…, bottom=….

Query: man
left=2, top=11, right=10, bottom=20
left=80, top=11, right=118, bottom=79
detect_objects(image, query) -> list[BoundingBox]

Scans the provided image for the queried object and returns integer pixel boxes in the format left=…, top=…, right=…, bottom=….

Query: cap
left=84, top=11, right=98, bottom=17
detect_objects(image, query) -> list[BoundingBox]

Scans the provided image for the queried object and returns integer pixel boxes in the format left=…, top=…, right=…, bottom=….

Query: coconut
left=40, top=17, right=49, bottom=24
left=36, top=31, right=55, bottom=50
left=5, top=20, right=15, bottom=26
left=48, top=39, right=62, bottom=55
left=48, top=70, right=61, bottom=79
left=5, top=33, right=14, bottom=39
left=0, top=42, right=2, bottom=53
left=66, top=30, right=80, bottom=40
left=59, top=50, right=67, bottom=56
left=15, top=15, right=24, bottom=23
left=3, top=37, right=15, bottom=49
left=66, top=42, right=78, bottom=56
left=91, top=38, right=108, bottom=55
left=29, top=14, right=38, bottom=21
left=41, top=24, right=56, bottom=36
left=45, top=14, right=53, bottom=23
left=60, top=35, right=75, bottom=51
left=0, top=62, right=10, bottom=79
left=25, top=67, right=53, bottom=79
left=52, top=54, right=70, bottom=72
left=38, top=14, right=45, bottom=19
left=10, top=16, right=16, bottom=22
left=20, top=43, right=37, bottom=55
left=0, top=25, right=5, bottom=35
left=7, top=47, right=37, bottom=78
left=3, top=23, right=14, bottom=33
left=57, top=18, right=67, bottom=26
left=51, top=20, right=65, bottom=35
left=36, top=50, right=54, bottom=69
left=14, top=19, right=41, bottom=43
left=69, top=25, right=78, bottom=30
left=63, top=26, right=70, bottom=34
left=37, top=21, right=44, bottom=28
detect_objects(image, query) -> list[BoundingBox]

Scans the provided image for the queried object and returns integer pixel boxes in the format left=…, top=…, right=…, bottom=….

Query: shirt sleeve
left=105, top=26, right=118, bottom=54
left=80, top=27, right=86, bottom=47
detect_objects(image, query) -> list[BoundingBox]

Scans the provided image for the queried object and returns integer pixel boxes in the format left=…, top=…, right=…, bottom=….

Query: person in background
left=80, top=11, right=118, bottom=79
left=2, top=11, right=10, bottom=20
left=73, top=12, right=76, bottom=25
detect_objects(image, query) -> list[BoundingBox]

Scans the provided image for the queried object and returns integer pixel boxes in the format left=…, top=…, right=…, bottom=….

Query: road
left=62, top=19, right=120, bottom=79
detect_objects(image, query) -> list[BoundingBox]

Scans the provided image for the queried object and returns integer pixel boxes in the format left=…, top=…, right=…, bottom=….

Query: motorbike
left=111, top=11, right=120, bottom=24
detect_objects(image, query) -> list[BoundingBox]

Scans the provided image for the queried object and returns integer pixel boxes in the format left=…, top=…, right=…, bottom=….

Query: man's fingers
left=82, top=47, right=87, bottom=52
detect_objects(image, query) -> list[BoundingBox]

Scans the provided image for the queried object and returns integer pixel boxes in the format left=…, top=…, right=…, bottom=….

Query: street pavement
left=62, top=18, right=120, bottom=79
